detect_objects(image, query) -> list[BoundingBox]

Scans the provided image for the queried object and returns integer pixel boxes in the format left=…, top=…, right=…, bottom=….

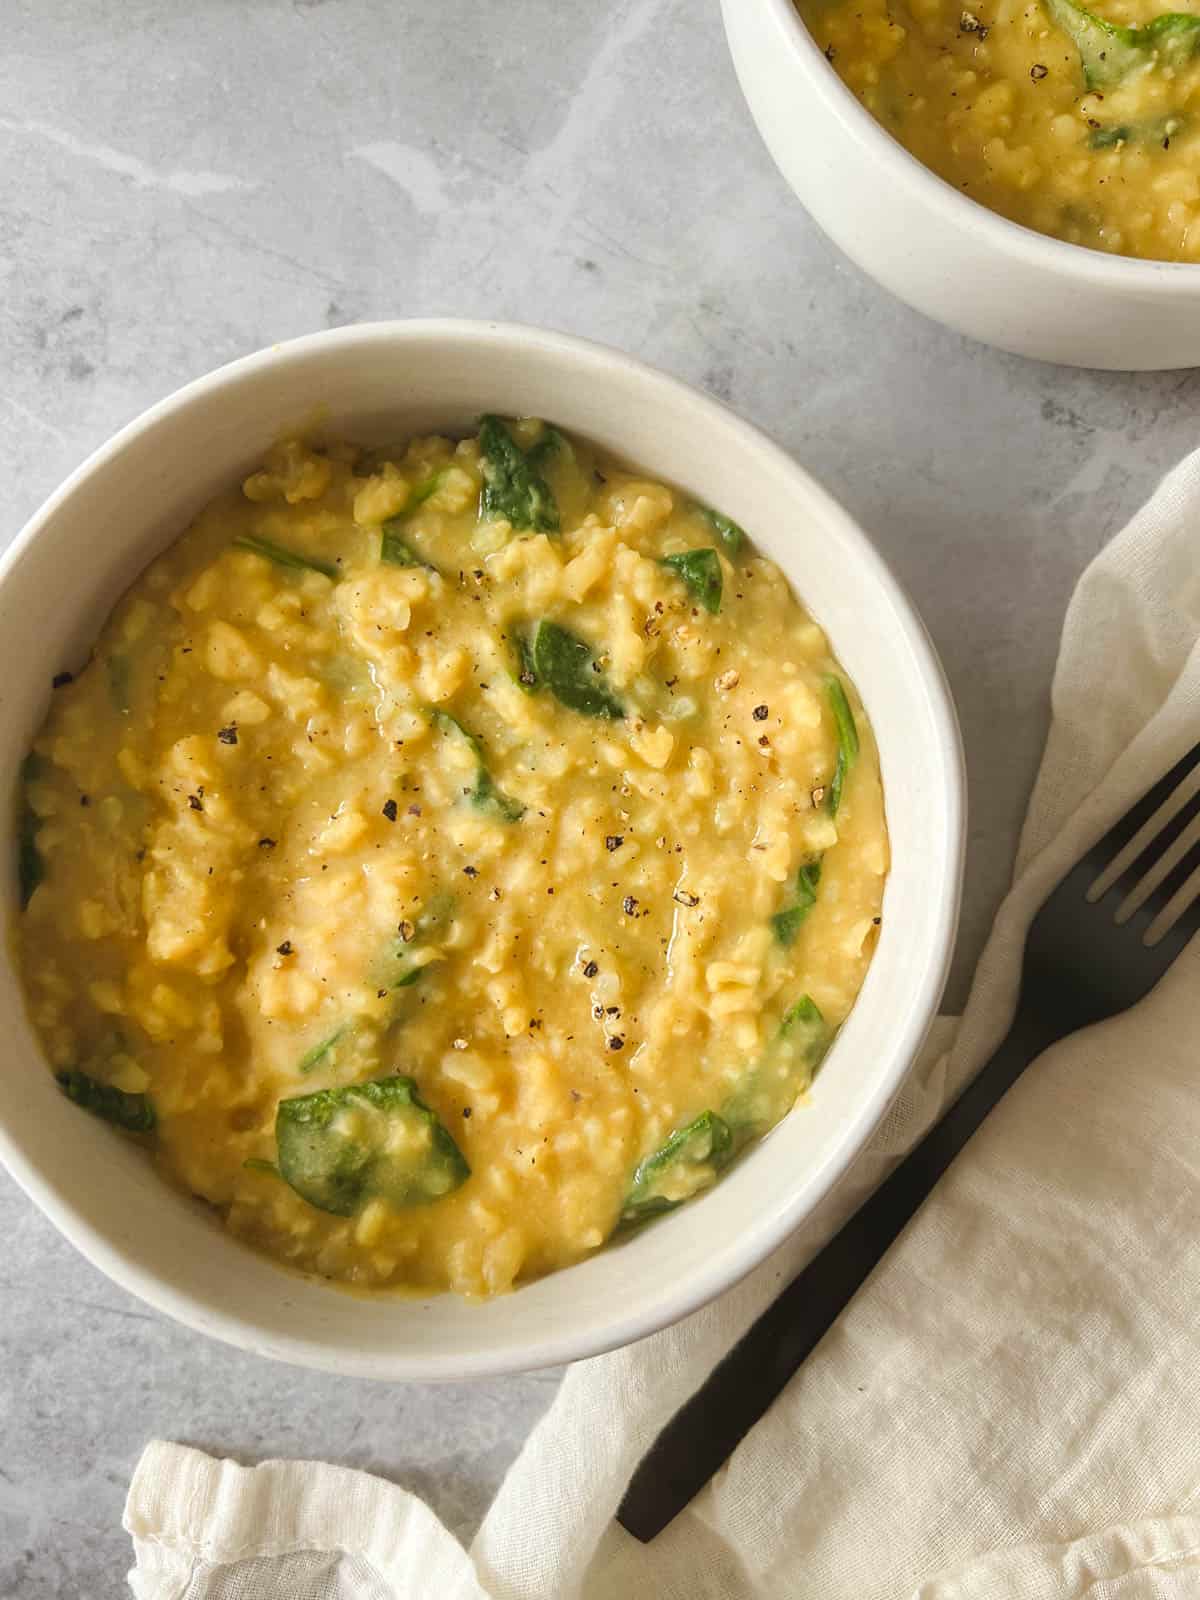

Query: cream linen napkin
left=125, top=449, right=1200, bottom=1600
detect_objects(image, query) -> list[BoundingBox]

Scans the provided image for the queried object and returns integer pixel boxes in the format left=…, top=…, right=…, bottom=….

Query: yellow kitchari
left=16, top=419, right=887, bottom=1298
left=800, top=0, right=1200, bottom=260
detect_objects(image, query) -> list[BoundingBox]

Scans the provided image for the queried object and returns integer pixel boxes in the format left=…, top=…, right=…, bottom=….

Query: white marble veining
left=0, top=116, right=256, bottom=196
left=3, top=0, right=1199, bottom=1592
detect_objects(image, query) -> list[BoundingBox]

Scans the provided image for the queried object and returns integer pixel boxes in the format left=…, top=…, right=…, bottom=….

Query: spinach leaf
left=721, top=995, right=832, bottom=1140
left=379, top=527, right=425, bottom=567
left=429, top=709, right=525, bottom=822
left=299, top=1025, right=350, bottom=1075
left=1089, top=112, right=1187, bottom=147
left=17, top=756, right=44, bottom=909
left=661, top=548, right=723, bottom=614
left=695, top=504, right=746, bottom=554
left=771, top=858, right=823, bottom=946
left=17, top=810, right=42, bottom=909
left=525, top=426, right=571, bottom=473
left=472, top=767, right=526, bottom=824
left=825, top=675, right=860, bottom=817
left=408, top=468, right=447, bottom=508
left=478, top=416, right=560, bottom=533
left=379, top=470, right=446, bottom=569
left=303, top=900, right=455, bottom=1079
left=1143, top=12, right=1200, bottom=60
left=57, top=1069, right=156, bottom=1134
left=1090, top=123, right=1131, bottom=148
left=512, top=631, right=540, bottom=693
left=780, top=993, right=828, bottom=1037
left=1045, top=0, right=1200, bottom=87
left=233, top=535, right=340, bottom=581
left=275, top=1074, right=469, bottom=1216
left=385, top=892, right=455, bottom=990
left=618, top=998, right=834, bottom=1229
left=530, top=620, right=625, bottom=719
left=621, top=1110, right=733, bottom=1225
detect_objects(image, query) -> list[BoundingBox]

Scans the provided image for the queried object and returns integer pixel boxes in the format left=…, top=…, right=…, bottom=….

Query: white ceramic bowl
left=0, top=321, right=963, bottom=1379
left=723, top=0, right=1200, bottom=369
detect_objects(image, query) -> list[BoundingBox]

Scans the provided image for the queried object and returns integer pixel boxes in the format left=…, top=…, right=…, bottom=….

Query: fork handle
left=616, top=998, right=1063, bottom=1544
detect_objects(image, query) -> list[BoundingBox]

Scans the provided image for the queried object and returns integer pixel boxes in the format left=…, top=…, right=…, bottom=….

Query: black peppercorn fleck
left=382, top=798, right=398, bottom=822
left=753, top=704, right=769, bottom=721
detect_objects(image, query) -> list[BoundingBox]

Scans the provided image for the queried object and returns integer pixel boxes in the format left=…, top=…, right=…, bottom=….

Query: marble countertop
left=3, top=0, right=1199, bottom=1592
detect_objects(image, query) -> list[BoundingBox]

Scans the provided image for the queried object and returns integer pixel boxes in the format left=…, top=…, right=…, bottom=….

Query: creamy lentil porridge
left=800, top=0, right=1200, bottom=259
left=16, top=419, right=887, bottom=1298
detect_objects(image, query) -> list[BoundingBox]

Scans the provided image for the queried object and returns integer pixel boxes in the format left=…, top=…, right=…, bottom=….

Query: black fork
left=618, top=741, right=1200, bottom=1544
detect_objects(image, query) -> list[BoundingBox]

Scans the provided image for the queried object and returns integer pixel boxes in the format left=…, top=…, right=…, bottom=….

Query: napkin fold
left=125, top=449, right=1200, bottom=1600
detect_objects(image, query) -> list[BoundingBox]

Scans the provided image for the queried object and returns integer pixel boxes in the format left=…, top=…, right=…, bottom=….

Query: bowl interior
left=0, top=323, right=962, bottom=1378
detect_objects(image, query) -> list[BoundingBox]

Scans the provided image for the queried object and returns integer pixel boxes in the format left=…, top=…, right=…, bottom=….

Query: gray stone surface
left=1, top=0, right=1198, bottom=1593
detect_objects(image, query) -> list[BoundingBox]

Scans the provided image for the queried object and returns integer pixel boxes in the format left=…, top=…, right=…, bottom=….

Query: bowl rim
left=754, top=0, right=1200, bottom=285
left=0, top=319, right=967, bottom=1377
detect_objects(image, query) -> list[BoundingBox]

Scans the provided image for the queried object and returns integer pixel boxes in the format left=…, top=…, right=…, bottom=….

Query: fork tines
left=1091, top=740, right=1200, bottom=951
